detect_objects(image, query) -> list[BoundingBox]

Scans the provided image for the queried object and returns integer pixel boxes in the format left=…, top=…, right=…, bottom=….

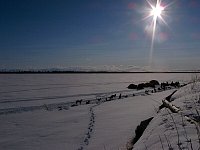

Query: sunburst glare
left=150, top=3, right=164, bottom=19
left=143, top=0, right=170, bottom=67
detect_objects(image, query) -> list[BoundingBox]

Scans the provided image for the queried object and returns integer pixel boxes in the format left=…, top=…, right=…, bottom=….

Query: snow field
left=87, top=90, right=175, bottom=150
left=0, top=73, right=197, bottom=150
left=0, top=105, right=91, bottom=150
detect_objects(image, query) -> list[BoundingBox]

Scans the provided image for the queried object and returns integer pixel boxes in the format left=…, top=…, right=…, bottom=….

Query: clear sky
left=0, top=0, right=200, bottom=71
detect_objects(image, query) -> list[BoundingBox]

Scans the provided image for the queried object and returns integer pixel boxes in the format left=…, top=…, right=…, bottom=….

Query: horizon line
left=1, top=71, right=200, bottom=74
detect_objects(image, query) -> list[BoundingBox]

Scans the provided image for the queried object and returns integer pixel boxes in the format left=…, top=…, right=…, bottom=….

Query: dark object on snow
left=193, top=115, right=200, bottom=123
left=145, top=90, right=150, bottom=95
left=144, top=82, right=151, bottom=88
left=58, top=106, right=62, bottom=111
left=124, top=95, right=128, bottom=98
left=119, top=93, right=122, bottom=99
left=108, top=94, right=116, bottom=100
left=137, top=83, right=145, bottom=90
left=95, top=97, right=102, bottom=103
left=159, top=90, right=177, bottom=111
left=71, top=104, right=78, bottom=107
left=128, top=80, right=159, bottom=90
left=131, top=117, right=154, bottom=146
left=127, top=117, right=154, bottom=150
left=127, top=84, right=137, bottom=89
left=166, top=90, right=177, bottom=102
left=149, top=80, right=159, bottom=87
left=86, top=100, right=90, bottom=104
left=76, top=99, right=83, bottom=105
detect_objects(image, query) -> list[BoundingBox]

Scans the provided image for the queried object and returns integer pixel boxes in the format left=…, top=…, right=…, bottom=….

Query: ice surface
left=0, top=73, right=195, bottom=109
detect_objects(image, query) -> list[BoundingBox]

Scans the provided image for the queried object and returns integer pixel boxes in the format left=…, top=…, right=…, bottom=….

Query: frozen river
left=0, top=73, right=199, bottom=150
left=0, top=73, right=197, bottom=109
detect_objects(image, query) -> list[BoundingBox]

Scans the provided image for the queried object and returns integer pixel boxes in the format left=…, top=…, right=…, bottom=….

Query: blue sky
left=0, top=0, right=200, bottom=71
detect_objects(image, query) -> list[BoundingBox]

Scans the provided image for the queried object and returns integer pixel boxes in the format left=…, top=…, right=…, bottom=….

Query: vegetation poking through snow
left=133, top=81, right=200, bottom=150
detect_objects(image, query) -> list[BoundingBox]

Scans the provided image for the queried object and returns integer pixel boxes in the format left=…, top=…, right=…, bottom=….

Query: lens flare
left=143, top=0, right=171, bottom=67
left=150, top=2, right=164, bottom=19
left=151, top=6, right=164, bottom=20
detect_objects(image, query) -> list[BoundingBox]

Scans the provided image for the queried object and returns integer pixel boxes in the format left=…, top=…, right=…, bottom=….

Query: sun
left=143, top=0, right=170, bottom=66
left=142, top=0, right=170, bottom=28
left=148, top=0, right=164, bottom=21
left=142, top=0, right=174, bottom=67
left=150, top=4, right=164, bottom=19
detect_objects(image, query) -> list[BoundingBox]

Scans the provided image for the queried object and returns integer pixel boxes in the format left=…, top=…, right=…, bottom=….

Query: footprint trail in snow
left=78, top=104, right=99, bottom=150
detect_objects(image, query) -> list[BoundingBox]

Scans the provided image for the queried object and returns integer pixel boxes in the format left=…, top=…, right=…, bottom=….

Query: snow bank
left=171, top=82, right=200, bottom=101
left=133, top=82, right=200, bottom=150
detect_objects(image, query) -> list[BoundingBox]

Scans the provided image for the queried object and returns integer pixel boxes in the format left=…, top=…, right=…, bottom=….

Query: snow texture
left=133, top=82, right=200, bottom=150
left=0, top=73, right=198, bottom=150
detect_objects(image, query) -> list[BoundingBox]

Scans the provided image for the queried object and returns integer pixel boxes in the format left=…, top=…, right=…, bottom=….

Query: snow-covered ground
left=0, top=89, right=175, bottom=150
left=0, top=73, right=198, bottom=150
left=0, top=105, right=90, bottom=150
left=133, top=82, right=200, bottom=150
left=87, top=90, right=175, bottom=150
left=0, top=73, right=195, bottom=109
